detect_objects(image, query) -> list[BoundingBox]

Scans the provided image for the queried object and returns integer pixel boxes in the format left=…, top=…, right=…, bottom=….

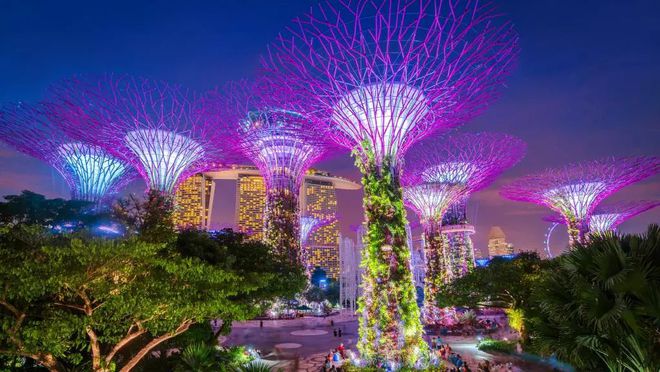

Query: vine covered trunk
left=356, top=153, right=426, bottom=366
left=566, top=217, right=588, bottom=247
left=263, top=185, right=301, bottom=266
left=443, top=230, right=476, bottom=279
left=423, top=219, right=448, bottom=323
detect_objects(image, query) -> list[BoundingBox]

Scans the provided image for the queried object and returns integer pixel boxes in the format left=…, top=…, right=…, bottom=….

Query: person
left=333, top=349, right=341, bottom=362
left=260, top=320, right=263, bottom=328
left=323, top=360, right=332, bottom=372
left=338, top=328, right=342, bottom=337
left=431, top=337, right=437, bottom=350
left=333, top=329, right=337, bottom=337
left=331, top=319, right=334, bottom=326
left=338, top=343, right=346, bottom=358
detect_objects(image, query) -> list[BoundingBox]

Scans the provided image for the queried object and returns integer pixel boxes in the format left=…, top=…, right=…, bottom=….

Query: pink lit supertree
left=205, top=80, right=330, bottom=266
left=263, top=0, right=519, bottom=363
left=407, top=133, right=526, bottom=282
left=48, top=75, right=233, bottom=195
left=544, top=200, right=660, bottom=235
left=501, top=157, right=660, bottom=247
left=0, top=102, right=134, bottom=205
left=402, top=182, right=466, bottom=323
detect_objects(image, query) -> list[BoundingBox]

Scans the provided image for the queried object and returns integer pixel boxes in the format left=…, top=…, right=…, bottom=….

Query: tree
left=0, top=226, right=303, bottom=371
left=530, top=225, right=660, bottom=371
left=437, top=252, right=553, bottom=340
left=113, top=190, right=175, bottom=243
left=0, top=190, right=93, bottom=227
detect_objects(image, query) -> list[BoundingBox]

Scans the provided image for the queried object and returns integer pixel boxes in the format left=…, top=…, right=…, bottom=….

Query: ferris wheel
left=543, top=222, right=559, bottom=259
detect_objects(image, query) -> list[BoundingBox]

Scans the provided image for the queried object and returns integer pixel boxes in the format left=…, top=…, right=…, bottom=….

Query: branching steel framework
left=501, top=157, right=660, bottom=246
left=263, top=0, right=519, bottom=364
left=407, top=132, right=526, bottom=283
left=544, top=200, right=660, bottom=235
left=209, top=80, right=329, bottom=266
left=0, top=102, right=133, bottom=205
left=48, top=75, right=231, bottom=194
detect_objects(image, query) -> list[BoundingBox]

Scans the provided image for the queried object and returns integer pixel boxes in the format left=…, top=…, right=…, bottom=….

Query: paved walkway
left=222, top=313, right=553, bottom=371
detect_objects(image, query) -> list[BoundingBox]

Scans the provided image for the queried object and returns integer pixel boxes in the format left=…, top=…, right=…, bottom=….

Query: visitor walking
left=333, top=329, right=337, bottom=337
left=338, top=328, right=342, bottom=337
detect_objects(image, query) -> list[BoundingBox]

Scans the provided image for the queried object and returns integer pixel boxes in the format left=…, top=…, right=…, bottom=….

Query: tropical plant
left=477, top=338, right=515, bottom=354
left=0, top=190, right=94, bottom=227
left=233, top=360, right=272, bottom=372
left=175, top=342, right=218, bottom=372
left=530, top=225, right=660, bottom=371
left=0, top=225, right=304, bottom=371
left=112, top=189, right=176, bottom=243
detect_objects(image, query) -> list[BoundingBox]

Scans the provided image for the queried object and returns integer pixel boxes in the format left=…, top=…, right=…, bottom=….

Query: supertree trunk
left=565, top=217, right=588, bottom=247
left=356, top=152, right=425, bottom=366
left=422, top=219, right=449, bottom=323
left=443, top=231, right=476, bottom=279
left=264, top=185, right=301, bottom=266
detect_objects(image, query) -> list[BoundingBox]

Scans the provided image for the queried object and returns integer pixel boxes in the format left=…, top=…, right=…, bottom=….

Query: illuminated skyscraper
left=204, top=166, right=360, bottom=271
left=236, top=174, right=267, bottom=240
left=173, top=174, right=214, bottom=229
left=302, top=175, right=340, bottom=279
left=487, top=226, right=515, bottom=257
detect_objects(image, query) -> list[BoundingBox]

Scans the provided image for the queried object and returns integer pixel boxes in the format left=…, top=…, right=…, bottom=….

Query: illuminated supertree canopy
left=263, top=0, right=519, bottom=364
left=406, top=132, right=526, bottom=280
left=206, top=80, right=330, bottom=266
left=402, top=182, right=465, bottom=323
left=544, top=200, right=660, bottom=235
left=48, top=75, right=232, bottom=194
left=501, top=157, right=660, bottom=246
left=0, top=102, right=134, bottom=205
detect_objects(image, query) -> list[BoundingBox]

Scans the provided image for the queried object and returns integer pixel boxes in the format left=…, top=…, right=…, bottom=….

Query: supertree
left=263, top=0, right=519, bottom=364
left=300, top=215, right=330, bottom=246
left=402, top=182, right=466, bottom=323
left=544, top=200, right=660, bottom=235
left=0, top=102, right=134, bottom=205
left=206, top=80, right=330, bottom=266
left=501, top=157, right=660, bottom=246
left=47, top=75, right=231, bottom=195
left=407, top=133, right=526, bottom=281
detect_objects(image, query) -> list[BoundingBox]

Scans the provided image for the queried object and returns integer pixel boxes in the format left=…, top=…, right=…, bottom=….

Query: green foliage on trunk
left=354, top=142, right=426, bottom=366
left=263, top=187, right=301, bottom=266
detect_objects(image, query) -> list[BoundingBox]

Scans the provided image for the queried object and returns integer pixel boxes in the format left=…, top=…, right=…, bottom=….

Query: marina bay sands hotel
left=173, top=165, right=360, bottom=279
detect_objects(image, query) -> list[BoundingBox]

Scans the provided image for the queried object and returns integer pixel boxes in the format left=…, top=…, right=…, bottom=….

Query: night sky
left=1, top=0, right=659, bottom=257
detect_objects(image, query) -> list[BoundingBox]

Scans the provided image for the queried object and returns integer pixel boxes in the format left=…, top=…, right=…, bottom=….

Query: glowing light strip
left=404, top=184, right=459, bottom=222
left=544, top=181, right=606, bottom=219
left=421, top=162, right=478, bottom=184
left=125, top=129, right=204, bottom=193
left=58, top=143, right=128, bottom=202
left=332, top=83, right=429, bottom=161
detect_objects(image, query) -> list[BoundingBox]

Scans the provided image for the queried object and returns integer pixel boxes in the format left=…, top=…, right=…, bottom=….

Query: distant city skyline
left=1, top=0, right=658, bottom=257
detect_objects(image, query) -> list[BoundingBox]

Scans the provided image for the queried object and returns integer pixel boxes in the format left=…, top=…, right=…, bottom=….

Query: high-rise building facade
left=487, top=226, right=515, bottom=257
left=302, top=176, right=340, bottom=279
left=236, top=174, right=266, bottom=240
left=178, top=166, right=359, bottom=279
left=173, top=174, right=214, bottom=229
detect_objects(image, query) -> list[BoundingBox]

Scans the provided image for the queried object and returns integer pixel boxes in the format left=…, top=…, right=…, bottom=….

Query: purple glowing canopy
left=263, top=0, right=520, bottom=164
left=544, top=200, right=660, bottom=234
left=406, top=132, right=527, bottom=193
left=48, top=75, right=234, bottom=194
left=501, top=156, right=660, bottom=244
left=0, top=102, right=134, bottom=203
left=207, top=80, right=330, bottom=192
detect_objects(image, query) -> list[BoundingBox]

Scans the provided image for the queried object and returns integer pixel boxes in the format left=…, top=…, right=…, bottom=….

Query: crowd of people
left=321, top=343, right=347, bottom=371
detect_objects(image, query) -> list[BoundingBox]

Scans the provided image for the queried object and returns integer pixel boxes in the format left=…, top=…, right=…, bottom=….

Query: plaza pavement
left=222, top=312, right=554, bottom=371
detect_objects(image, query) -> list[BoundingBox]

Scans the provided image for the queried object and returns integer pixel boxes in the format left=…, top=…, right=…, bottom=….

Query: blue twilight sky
left=1, top=0, right=659, bottom=257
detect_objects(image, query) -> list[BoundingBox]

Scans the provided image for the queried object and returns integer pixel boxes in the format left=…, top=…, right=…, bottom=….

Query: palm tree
left=531, top=224, right=659, bottom=371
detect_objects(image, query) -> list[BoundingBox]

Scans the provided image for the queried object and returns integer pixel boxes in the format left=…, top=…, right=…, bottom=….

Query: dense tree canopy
left=0, top=190, right=94, bottom=227
left=531, top=225, right=660, bottom=371
left=0, top=224, right=304, bottom=371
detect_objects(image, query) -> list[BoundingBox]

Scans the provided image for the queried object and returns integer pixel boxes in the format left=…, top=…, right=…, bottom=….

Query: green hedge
left=477, top=338, right=515, bottom=354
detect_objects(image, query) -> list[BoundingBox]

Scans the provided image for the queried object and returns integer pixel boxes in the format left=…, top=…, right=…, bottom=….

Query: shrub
left=477, top=338, right=515, bottom=354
